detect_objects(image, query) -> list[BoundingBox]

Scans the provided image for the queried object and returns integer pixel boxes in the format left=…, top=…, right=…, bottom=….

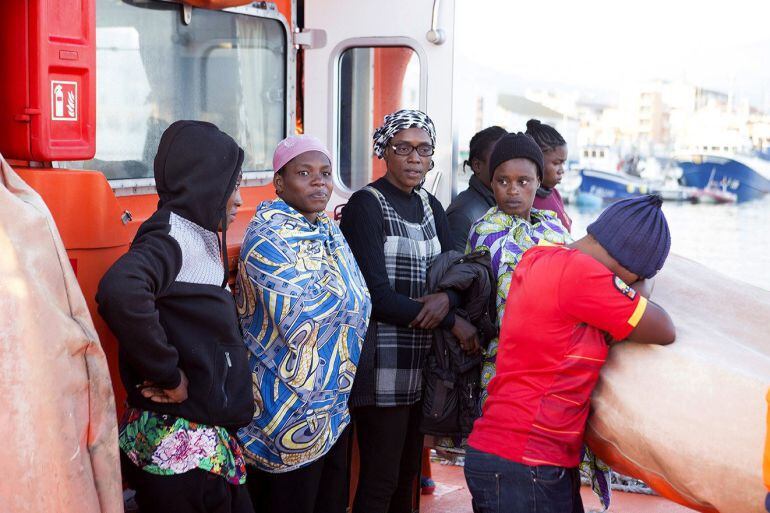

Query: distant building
left=748, top=108, right=770, bottom=151
left=615, top=80, right=756, bottom=156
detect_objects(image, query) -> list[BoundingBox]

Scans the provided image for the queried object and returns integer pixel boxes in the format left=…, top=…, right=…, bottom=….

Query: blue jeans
left=464, top=447, right=583, bottom=513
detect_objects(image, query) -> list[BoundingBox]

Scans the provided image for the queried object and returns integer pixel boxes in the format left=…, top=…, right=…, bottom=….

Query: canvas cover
left=0, top=154, right=122, bottom=512
left=587, top=254, right=770, bottom=513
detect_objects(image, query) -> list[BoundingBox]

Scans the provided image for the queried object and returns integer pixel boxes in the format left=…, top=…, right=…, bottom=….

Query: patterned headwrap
left=372, top=109, right=436, bottom=159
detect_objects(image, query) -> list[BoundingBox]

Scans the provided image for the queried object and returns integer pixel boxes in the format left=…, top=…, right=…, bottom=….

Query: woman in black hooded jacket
left=97, top=120, right=255, bottom=513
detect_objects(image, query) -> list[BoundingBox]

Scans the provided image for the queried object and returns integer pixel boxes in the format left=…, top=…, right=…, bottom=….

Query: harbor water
left=568, top=195, right=770, bottom=291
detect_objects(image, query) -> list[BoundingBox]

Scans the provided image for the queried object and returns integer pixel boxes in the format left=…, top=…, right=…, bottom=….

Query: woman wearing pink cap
left=234, top=135, right=372, bottom=513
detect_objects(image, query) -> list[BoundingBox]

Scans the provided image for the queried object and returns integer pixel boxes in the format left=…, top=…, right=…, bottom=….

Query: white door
left=302, top=0, right=457, bottom=211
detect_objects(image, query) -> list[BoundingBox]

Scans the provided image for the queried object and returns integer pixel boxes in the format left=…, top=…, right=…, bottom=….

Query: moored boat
left=677, top=154, right=770, bottom=203
left=579, top=167, right=738, bottom=204
left=578, top=168, right=652, bottom=201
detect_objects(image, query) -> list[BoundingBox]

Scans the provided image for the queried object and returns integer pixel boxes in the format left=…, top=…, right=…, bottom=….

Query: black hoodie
left=96, top=120, right=254, bottom=429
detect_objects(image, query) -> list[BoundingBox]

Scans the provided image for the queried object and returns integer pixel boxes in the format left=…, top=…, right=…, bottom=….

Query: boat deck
left=420, top=462, right=698, bottom=513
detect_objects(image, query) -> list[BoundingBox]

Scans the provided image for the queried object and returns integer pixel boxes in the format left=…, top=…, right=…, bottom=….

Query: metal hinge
left=293, top=28, right=327, bottom=49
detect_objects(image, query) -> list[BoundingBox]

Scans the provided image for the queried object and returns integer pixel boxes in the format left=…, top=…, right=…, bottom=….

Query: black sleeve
left=96, top=223, right=183, bottom=389
left=446, top=209, right=473, bottom=253
left=339, top=191, right=423, bottom=327
left=430, top=194, right=456, bottom=253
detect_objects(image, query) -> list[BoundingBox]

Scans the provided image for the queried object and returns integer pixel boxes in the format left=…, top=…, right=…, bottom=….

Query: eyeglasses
left=390, top=142, right=435, bottom=157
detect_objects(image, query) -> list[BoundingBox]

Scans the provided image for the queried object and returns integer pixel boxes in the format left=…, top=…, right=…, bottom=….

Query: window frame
left=330, top=37, right=428, bottom=195
left=56, top=1, right=294, bottom=195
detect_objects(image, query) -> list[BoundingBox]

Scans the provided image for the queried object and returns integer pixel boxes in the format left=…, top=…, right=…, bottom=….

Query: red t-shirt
left=468, top=242, right=648, bottom=468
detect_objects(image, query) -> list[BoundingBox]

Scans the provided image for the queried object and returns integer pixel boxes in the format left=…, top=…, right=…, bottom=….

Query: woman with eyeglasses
left=340, top=109, right=478, bottom=513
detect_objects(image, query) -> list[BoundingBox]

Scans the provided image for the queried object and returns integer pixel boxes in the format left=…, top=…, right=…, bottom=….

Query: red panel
left=16, top=168, right=131, bottom=249
left=49, top=0, right=86, bottom=42
left=272, top=0, right=293, bottom=24
left=0, top=0, right=95, bottom=161
left=371, top=47, right=413, bottom=180
left=0, top=3, right=32, bottom=158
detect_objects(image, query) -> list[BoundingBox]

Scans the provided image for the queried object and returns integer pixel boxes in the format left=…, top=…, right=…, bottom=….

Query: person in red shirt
left=465, top=194, right=675, bottom=513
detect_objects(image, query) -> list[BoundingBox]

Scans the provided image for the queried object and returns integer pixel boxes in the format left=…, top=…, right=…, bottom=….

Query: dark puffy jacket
left=421, top=250, right=495, bottom=437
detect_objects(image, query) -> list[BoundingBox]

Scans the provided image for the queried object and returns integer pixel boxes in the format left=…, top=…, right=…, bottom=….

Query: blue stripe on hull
left=578, top=169, right=650, bottom=201
left=678, top=159, right=770, bottom=203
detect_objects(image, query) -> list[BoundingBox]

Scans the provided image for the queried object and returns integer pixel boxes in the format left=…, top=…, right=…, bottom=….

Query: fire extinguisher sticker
left=51, top=80, right=78, bottom=121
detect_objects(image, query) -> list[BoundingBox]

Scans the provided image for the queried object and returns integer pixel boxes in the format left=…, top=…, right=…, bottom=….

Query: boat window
left=58, top=0, right=287, bottom=184
left=337, top=46, right=420, bottom=190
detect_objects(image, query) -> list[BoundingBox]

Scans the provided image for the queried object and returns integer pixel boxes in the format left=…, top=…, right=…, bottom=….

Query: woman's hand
left=140, top=369, right=189, bottom=403
left=411, top=292, right=451, bottom=329
left=451, top=316, right=480, bottom=354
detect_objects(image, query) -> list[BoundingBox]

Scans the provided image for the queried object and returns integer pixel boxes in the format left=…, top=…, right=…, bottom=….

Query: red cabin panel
left=0, top=0, right=96, bottom=161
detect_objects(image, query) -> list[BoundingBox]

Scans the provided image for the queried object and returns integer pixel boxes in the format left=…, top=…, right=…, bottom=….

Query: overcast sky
left=456, top=0, right=770, bottom=108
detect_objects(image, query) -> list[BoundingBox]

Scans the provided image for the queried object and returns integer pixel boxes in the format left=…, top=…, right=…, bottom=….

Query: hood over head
left=154, top=120, right=244, bottom=232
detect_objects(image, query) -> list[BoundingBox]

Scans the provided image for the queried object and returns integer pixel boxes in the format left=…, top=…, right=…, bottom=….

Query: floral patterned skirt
left=119, top=408, right=247, bottom=485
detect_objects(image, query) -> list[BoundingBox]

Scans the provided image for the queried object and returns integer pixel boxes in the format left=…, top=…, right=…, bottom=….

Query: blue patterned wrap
left=235, top=199, right=371, bottom=473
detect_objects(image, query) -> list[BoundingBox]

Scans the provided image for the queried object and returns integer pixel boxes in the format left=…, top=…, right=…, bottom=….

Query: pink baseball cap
left=272, top=134, right=332, bottom=173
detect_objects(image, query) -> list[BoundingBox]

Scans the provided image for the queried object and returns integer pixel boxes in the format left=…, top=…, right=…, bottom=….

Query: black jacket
left=96, top=120, right=254, bottom=429
left=445, top=175, right=496, bottom=252
left=421, top=250, right=496, bottom=437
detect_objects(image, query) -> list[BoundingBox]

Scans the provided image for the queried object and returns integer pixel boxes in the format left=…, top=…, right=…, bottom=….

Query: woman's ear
left=470, top=157, right=482, bottom=176
left=273, top=172, right=284, bottom=195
